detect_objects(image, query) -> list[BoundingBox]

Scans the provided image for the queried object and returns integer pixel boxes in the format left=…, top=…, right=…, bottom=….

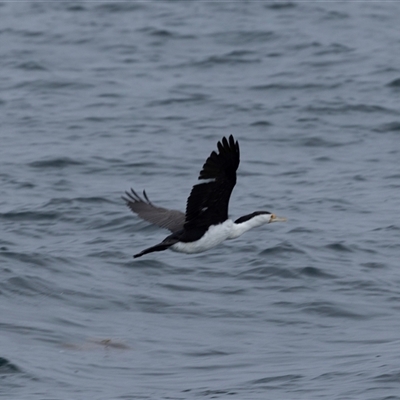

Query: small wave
left=250, top=374, right=303, bottom=385
left=0, top=357, right=21, bottom=374
left=140, top=27, right=195, bottom=40
left=304, top=103, right=395, bottom=115
left=299, top=136, right=345, bottom=148
left=191, top=52, right=261, bottom=68
left=250, top=120, right=273, bottom=126
left=372, top=225, right=400, bottom=232
left=238, top=265, right=298, bottom=280
left=147, top=93, right=210, bottom=107
left=185, top=349, right=229, bottom=358
left=95, top=2, right=144, bottom=13
left=360, top=262, right=387, bottom=269
left=0, top=251, right=71, bottom=270
left=301, top=301, right=368, bottom=320
left=265, top=2, right=296, bottom=9
left=375, top=121, right=400, bottom=133
left=16, top=61, right=47, bottom=71
left=373, top=370, right=400, bottom=383
left=196, top=389, right=238, bottom=397
left=260, top=242, right=307, bottom=256
left=17, top=29, right=44, bottom=38
left=0, top=210, right=59, bottom=221
left=387, top=77, right=400, bottom=88
left=212, top=30, right=276, bottom=45
left=325, top=242, right=353, bottom=253
left=28, top=157, right=84, bottom=169
left=65, top=4, right=86, bottom=12
left=288, top=227, right=315, bottom=234
left=313, top=42, right=353, bottom=56
left=60, top=338, right=130, bottom=351
left=44, top=196, right=113, bottom=207
left=384, top=173, right=400, bottom=179
left=13, top=79, right=94, bottom=91
left=250, top=82, right=340, bottom=91
left=299, top=266, right=336, bottom=278
left=1, top=275, right=62, bottom=299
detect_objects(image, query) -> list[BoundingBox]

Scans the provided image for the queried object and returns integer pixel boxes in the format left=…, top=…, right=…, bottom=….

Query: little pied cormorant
left=123, top=135, right=286, bottom=258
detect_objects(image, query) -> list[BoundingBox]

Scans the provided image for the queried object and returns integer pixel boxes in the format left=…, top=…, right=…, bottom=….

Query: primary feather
left=122, top=188, right=185, bottom=233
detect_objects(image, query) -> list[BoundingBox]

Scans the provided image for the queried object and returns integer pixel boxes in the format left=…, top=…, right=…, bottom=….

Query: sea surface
left=1, top=2, right=400, bottom=399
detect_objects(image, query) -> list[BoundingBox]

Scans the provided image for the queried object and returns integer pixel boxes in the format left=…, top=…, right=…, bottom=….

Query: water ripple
left=0, top=357, right=21, bottom=374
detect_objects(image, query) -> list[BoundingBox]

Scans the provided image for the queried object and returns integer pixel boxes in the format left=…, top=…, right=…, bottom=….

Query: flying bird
left=123, top=135, right=286, bottom=258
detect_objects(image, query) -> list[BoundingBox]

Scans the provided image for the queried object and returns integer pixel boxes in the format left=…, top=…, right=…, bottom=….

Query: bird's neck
left=228, top=214, right=271, bottom=239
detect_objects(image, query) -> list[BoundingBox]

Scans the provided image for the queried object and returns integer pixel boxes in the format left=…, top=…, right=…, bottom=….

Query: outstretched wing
left=184, top=135, right=240, bottom=229
left=122, top=189, right=185, bottom=233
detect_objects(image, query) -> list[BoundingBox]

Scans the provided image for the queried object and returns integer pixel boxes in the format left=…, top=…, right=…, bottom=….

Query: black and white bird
left=123, top=136, right=286, bottom=258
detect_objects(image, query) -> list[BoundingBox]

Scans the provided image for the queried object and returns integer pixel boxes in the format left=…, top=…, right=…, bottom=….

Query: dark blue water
left=1, top=2, right=400, bottom=399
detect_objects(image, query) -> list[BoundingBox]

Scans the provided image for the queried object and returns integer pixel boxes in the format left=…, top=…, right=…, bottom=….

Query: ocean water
left=1, top=2, right=400, bottom=399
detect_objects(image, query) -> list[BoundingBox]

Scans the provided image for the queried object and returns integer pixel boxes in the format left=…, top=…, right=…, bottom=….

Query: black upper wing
left=122, top=188, right=185, bottom=233
left=184, top=135, right=240, bottom=229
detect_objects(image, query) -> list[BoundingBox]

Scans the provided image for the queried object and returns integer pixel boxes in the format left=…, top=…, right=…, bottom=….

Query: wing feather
left=122, top=189, right=185, bottom=233
left=184, top=135, right=240, bottom=229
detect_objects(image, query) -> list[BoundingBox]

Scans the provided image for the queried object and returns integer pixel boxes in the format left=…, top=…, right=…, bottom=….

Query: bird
left=123, top=135, right=286, bottom=258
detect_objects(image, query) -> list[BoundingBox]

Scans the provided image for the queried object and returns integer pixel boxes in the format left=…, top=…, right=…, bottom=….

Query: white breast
left=171, top=220, right=235, bottom=254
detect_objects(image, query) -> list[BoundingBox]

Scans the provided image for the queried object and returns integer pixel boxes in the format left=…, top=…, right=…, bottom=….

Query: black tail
left=133, top=233, right=180, bottom=258
left=134, top=242, right=173, bottom=258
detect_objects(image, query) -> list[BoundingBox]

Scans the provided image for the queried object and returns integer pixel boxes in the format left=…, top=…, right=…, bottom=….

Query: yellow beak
left=270, top=214, right=287, bottom=223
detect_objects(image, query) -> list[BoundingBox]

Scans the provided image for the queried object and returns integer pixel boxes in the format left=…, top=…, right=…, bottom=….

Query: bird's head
left=230, top=211, right=286, bottom=239
left=234, top=211, right=287, bottom=225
